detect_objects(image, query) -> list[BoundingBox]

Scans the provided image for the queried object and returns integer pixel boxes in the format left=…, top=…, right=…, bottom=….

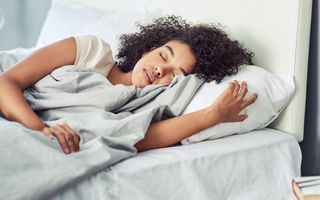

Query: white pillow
left=181, top=65, right=295, bottom=145
left=36, top=0, right=147, bottom=55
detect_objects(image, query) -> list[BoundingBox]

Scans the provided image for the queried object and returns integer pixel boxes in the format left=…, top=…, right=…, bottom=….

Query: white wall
left=24, top=0, right=52, bottom=47
left=0, top=0, right=52, bottom=50
left=0, top=0, right=24, bottom=50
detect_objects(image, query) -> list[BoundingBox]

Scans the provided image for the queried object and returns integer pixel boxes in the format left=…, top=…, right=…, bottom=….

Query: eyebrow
left=165, top=45, right=188, bottom=76
left=165, top=45, right=174, bottom=56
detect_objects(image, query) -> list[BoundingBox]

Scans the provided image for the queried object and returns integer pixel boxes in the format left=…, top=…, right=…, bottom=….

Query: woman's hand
left=209, top=80, right=258, bottom=124
left=41, top=123, right=80, bottom=154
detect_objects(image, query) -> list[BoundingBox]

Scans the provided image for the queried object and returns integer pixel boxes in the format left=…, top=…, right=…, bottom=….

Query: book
left=292, top=176, right=320, bottom=200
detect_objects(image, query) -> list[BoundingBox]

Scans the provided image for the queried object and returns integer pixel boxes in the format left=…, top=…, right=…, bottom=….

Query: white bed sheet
left=52, top=128, right=301, bottom=200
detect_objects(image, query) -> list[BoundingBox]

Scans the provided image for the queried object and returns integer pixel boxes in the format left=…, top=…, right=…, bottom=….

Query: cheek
left=131, top=70, right=140, bottom=84
left=131, top=61, right=142, bottom=77
left=131, top=67, right=147, bottom=88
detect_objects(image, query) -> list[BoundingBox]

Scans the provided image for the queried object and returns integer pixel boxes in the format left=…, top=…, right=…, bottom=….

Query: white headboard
left=59, top=0, right=312, bottom=141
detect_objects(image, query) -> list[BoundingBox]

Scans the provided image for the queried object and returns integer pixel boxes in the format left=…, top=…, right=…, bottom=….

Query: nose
left=154, top=66, right=163, bottom=78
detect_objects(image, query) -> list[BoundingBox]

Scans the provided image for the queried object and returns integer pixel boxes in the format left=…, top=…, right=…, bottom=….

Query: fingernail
left=64, top=148, right=70, bottom=154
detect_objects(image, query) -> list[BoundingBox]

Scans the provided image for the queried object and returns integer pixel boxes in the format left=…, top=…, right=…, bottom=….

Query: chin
left=137, top=83, right=147, bottom=88
left=132, top=81, right=145, bottom=88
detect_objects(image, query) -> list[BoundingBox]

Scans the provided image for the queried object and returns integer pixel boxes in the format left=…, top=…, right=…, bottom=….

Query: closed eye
left=159, top=52, right=166, bottom=61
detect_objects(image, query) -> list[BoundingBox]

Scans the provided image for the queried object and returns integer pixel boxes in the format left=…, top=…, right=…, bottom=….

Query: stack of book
left=292, top=177, right=320, bottom=200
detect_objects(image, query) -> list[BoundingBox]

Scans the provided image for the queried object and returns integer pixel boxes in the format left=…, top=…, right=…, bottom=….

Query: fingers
left=238, top=81, right=248, bottom=99
left=228, top=81, right=235, bottom=88
left=229, top=80, right=255, bottom=103
left=42, top=127, right=54, bottom=140
left=54, top=125, right=78, bottom=153
left=48, top=124, right=80, bottom=154
left=234, top=95, right=256, bottom=122
left=232, top=80, right=240, bottom=96
left=241, top=93, right=258, bottom=109
left=228, top=80, right=242, bottom=97
left=212, top=79, right=259, bottom=124
left=62, top=123, right=80, bottom=152
left=236, top=114, right=248, bottom=122
left=50, top=127, right=70, bottom=154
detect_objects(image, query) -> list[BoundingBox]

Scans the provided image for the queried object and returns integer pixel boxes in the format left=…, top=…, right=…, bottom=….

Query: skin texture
left=131, top=40, right=196, bottom=87
left=108, top=40, right=196, bottom=88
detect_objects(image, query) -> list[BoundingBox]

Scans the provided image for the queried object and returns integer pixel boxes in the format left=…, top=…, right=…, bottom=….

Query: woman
left=0, top=16, right=257, bottom=154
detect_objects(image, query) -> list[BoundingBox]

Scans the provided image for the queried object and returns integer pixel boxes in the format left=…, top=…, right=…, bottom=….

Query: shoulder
left=73, top=34, right=114, bottom=65
left=72, top=35, right=115, bottom=76
left=73, top=35, right=111, bottom=51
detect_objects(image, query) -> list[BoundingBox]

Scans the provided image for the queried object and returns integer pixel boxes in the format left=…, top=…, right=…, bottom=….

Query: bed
left=0, top=0, right=312, bottom=199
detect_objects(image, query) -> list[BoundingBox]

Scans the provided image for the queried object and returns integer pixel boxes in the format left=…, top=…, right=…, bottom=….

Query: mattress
left=52, top=128, right=301, bottom=200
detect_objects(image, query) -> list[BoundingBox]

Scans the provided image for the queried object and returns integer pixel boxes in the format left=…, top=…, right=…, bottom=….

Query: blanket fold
left=0, top=49, right=204, bottom=200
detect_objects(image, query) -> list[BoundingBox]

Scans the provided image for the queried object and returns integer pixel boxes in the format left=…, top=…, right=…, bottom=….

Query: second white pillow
left=181, top=65, right=295, bottom=145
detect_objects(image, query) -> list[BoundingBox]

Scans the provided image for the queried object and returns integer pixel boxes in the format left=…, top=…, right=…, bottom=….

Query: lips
left=144, top=68, right=154, bottom=84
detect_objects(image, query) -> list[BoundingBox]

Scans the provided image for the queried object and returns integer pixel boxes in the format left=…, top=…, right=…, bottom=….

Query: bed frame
left=62, top=0, right=312, bottom=141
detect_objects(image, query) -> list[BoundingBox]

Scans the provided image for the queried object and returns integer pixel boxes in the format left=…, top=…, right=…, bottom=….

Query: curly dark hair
left=116, top=15, right=254, bottom=83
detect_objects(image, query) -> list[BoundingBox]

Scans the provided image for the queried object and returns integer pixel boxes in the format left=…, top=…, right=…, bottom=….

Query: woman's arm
left=134, top=81, right=257, bottom=152
left=0, top=37, right=81, bottom=154
left=0, top=37, right=76, bottom=130
left=135, top=106, right=219, bottom=152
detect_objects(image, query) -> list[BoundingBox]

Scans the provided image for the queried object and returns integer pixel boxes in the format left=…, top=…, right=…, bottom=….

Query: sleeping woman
left=0, top=15, right=257, bottom=154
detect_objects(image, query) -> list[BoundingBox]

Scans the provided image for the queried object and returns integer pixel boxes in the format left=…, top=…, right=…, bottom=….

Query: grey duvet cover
left=0, top=50, right=204, bottom=200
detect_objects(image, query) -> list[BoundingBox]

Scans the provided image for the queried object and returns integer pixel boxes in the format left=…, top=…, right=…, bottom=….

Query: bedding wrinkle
left=0, top=49, right=203, bottom=200
left=100, top=129, right=301, bottom=200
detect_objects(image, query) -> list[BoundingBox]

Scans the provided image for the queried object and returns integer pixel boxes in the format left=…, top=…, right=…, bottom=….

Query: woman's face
left=131, top=40, right=196, bottom=88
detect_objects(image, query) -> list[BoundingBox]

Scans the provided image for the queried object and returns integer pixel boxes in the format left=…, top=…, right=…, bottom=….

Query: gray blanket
left=0, top=49, right=204, bottom=200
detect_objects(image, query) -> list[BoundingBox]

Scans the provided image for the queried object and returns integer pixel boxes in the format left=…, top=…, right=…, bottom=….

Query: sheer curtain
left=0, top=0, right=51, bottom=51
left=300, top=0, right=320, bottom=176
